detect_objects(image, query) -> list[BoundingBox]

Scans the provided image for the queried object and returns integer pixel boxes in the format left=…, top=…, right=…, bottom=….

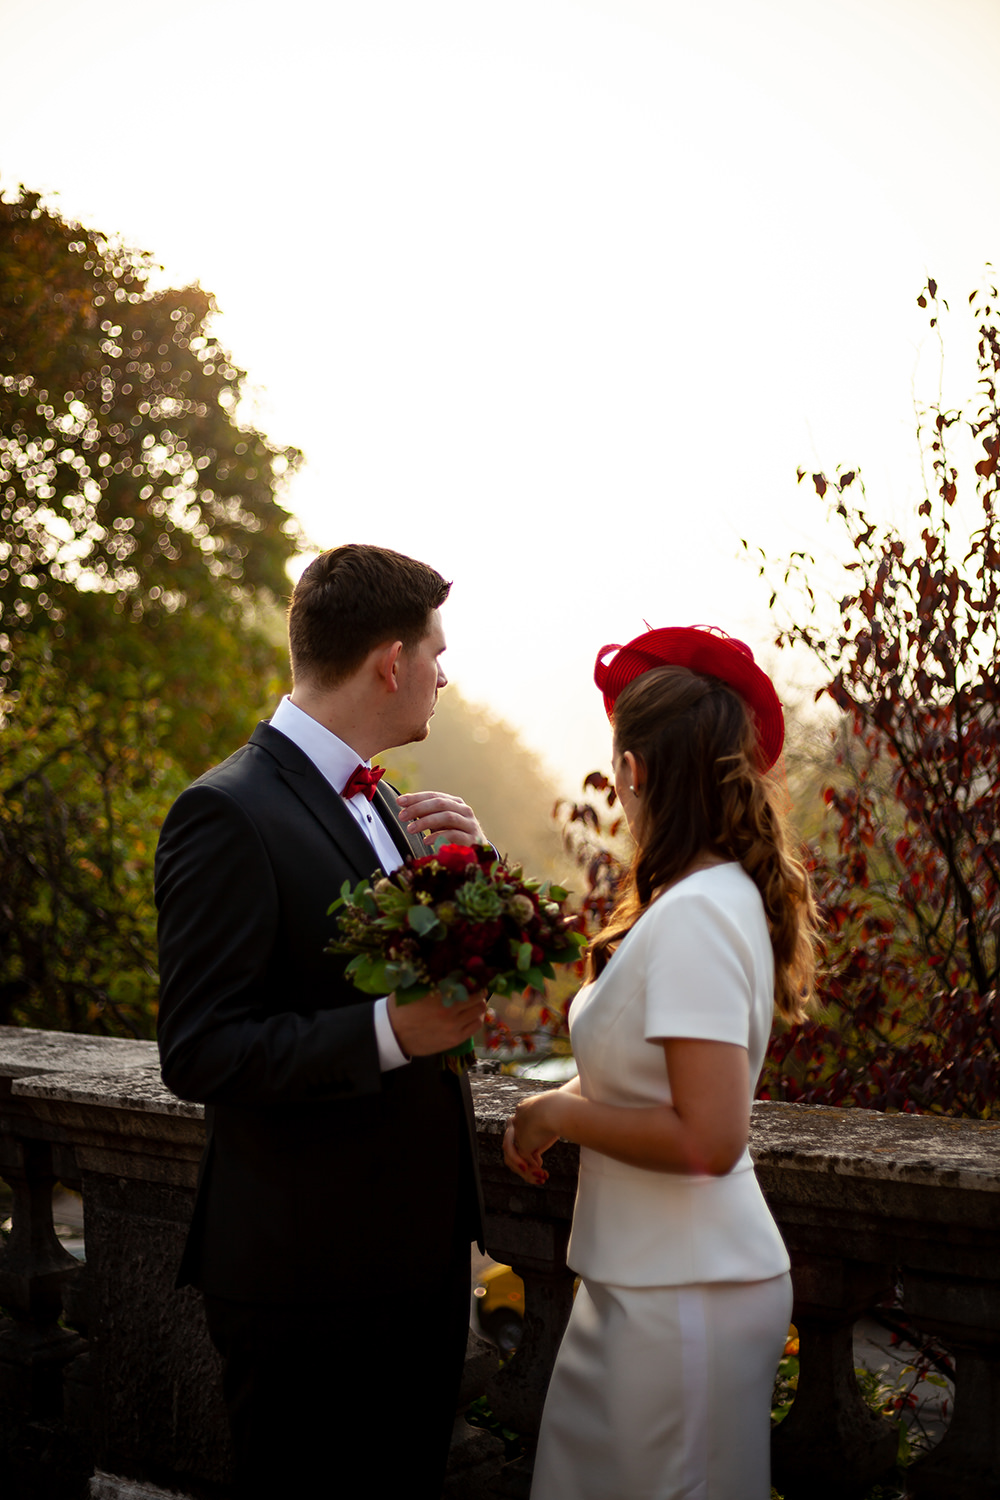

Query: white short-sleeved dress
left=530, top=863, right=792, bottom=1500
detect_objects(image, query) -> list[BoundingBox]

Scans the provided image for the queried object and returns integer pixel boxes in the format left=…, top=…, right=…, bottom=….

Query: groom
left=155, top=544, right=488, bottom=1500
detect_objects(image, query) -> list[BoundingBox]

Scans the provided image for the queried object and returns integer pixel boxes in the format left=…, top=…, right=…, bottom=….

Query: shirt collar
left=269, top=695, right=368, bottom=796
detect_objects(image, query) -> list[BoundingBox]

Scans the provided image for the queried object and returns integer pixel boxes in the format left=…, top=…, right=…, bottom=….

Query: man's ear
left=373, top=640, right=404, bottom=692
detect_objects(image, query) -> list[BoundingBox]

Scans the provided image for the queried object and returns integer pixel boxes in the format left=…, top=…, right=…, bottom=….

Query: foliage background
left=0, top=189, right=299, bottom=1034
left=562, top=280, right=1000, bottom=1118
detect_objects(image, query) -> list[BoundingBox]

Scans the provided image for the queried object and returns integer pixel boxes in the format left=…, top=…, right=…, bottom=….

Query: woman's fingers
left=502, top=1120, right=549, bottom=1185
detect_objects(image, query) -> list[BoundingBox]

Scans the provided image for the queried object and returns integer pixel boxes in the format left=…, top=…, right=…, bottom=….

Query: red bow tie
left=342, top=763, right=385, bottom=801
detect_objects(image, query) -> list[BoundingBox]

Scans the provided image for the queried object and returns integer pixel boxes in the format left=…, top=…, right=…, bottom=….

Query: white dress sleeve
left=642, top=887, right=757, bottom=1047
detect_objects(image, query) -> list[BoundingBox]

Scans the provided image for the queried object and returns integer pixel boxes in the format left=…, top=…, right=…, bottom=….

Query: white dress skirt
left=530, top=867, right=794, bottom=1500
left=530, top=1274, right=792, bottom=1500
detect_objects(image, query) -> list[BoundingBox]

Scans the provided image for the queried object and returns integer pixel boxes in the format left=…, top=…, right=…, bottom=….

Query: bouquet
left=327, top=843, right=587, bottom=1072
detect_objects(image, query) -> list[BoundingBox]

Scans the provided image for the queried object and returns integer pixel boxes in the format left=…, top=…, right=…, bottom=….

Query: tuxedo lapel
left=373, top=780, right=427, bottom=861
left=249, top=722, right=380, bottom=881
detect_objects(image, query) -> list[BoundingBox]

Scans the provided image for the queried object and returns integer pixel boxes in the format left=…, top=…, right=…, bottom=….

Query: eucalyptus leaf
left=438, top=975, right=470, bottom=1007
left=408, top=904, right=444, bottom=938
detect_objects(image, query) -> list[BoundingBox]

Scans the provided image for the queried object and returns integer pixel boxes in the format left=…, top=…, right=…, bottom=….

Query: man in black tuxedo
left=155, top=544, right=488, bottom=1499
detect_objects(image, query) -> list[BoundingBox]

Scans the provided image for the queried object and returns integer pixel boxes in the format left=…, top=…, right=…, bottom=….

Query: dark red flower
left=434, top=844, right=480, bottom=874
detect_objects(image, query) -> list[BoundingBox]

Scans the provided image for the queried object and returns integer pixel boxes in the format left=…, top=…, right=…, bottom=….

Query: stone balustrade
left=2, top=1026, right=999, bottom=1500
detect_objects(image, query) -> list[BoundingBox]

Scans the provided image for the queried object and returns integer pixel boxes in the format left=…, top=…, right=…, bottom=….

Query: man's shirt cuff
left=374, top=995, right=410, bottom=1071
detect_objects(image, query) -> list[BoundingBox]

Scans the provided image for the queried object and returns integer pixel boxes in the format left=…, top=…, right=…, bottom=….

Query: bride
left=503, top=626, right=816, bottom=1500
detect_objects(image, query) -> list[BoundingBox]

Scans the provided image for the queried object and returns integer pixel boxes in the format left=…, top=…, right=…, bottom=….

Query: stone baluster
left=0, top=1130, right=87, bottom=1420
left=903, top=1270, right=1000, bottom=1499
left=771, top=1253, right=898, bottom=1499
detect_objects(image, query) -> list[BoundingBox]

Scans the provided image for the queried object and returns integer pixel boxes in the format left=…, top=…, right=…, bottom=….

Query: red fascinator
left=593, top=626, right=784, bottom=771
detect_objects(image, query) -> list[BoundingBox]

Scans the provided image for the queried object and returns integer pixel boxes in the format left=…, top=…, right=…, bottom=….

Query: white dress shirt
left=269, top=695, right=409, bottom=1071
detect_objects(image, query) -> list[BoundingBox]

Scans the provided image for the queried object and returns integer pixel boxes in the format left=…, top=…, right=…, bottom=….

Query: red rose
left=435, top=844, right=479, bottom=874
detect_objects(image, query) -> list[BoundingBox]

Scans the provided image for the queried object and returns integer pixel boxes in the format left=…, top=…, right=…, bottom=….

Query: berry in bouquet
left=327, top=843, right=586, bottom=1072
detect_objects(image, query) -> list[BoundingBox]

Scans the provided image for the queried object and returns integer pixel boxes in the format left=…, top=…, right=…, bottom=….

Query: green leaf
left=408, top=904, right=444, bottom=938
left=392, top=979, right=435, bottom=1004
left=438, top=974, right=470, bottom=1006
left=327, top=878, right=357, bottom=915
left=344, top=954, right=395, bottom=995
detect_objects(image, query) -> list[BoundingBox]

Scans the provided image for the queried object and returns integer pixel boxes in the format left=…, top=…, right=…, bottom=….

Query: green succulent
left=455, top=877, right=504, bottom=921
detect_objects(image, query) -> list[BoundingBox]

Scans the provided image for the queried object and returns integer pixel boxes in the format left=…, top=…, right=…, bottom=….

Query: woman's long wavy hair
left=587, top=665, right=816, bottom=1023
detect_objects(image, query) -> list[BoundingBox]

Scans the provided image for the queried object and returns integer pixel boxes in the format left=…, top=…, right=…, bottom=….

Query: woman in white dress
left=503, top=626, right=816, bottom=1500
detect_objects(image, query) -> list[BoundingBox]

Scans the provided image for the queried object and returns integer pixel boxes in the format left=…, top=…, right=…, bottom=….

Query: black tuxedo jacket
left=155, top=721, right=484, bottom=1303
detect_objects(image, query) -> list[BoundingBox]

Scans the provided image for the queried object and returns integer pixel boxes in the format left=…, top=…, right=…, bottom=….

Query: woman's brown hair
left=587, top=665, right=815, bottom=1023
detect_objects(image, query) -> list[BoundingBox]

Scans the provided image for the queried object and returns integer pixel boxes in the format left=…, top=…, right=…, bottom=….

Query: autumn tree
left=553, top=280, right=999, bottom=1116
left=0, top=185, right=301, bottom=770
left=758, top=277, right=1000, bottom=1115
left=0, top=187, right=304, bottom=1034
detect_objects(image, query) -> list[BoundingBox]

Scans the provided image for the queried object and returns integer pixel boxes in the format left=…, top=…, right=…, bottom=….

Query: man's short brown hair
left=287, top=543, right=451, bottom=687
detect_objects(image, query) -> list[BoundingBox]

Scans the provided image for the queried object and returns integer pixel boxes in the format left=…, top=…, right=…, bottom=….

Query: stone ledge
left=750, top=1101, right=1000, bottom=1193
left=0, top=1025, right=157, bottom=1080
left=89, top=1472, right=192, bottom=1500
left=12, top=1063, right=202, bottom=1120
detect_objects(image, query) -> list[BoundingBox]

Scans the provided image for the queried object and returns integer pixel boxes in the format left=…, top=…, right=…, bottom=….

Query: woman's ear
left=624, top=750, right=645, bottom=794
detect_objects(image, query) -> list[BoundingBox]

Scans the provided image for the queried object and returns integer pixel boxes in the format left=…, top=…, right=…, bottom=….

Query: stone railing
left=2, top=1027, right=999, bottom=1499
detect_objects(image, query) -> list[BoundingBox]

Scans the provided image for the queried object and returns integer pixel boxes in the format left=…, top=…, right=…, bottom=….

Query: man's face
left=394, top=609, right=448, bottom=744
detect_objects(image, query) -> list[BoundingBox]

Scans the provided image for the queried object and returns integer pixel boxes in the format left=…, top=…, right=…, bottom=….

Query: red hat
left=593, top=626, right=784, bottom=771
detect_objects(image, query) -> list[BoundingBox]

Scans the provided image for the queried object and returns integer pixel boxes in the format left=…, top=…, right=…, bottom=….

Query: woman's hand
left=502, top=1079, right=580, bottom=1186
left=505, top=1042, right=750, bottom=1177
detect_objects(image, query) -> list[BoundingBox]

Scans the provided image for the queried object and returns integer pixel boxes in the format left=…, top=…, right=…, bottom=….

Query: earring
left=629, top=784, right=638, bottom=795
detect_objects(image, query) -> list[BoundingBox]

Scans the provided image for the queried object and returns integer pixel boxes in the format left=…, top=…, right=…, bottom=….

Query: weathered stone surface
left=89, top=1472, right=193, bottom=1499
left=750, top=1099, right=1000, bottom=1192
left=84, top=1175, right=230, bottom=1493
left=12, top=1064, right=202, bottom=1123
left=751, top=1101, right=1000, bottom=1284
left=0, top=1027, right=157, bottom=1082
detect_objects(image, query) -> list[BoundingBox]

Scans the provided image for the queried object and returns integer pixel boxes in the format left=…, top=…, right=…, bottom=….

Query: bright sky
left=3, top=0, right=999, bottom=787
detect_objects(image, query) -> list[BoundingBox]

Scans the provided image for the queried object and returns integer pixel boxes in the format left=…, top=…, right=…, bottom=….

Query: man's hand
left=388, top=988, right=488, bottom=1057
left=396, top=790, right=486, bottom=847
